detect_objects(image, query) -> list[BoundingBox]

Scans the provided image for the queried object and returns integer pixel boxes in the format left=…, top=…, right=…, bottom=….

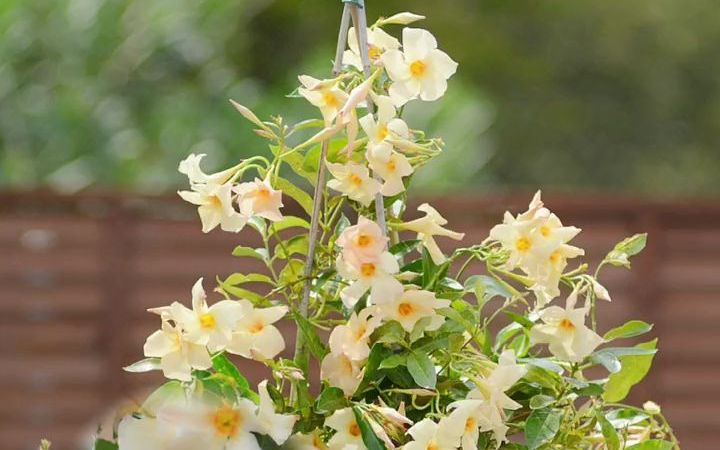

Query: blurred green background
left=1, top=0, right=719, bottom=197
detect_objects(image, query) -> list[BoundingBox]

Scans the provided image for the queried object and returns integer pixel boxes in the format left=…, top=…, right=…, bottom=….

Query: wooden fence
left=0, top=191, right=718, bottom=449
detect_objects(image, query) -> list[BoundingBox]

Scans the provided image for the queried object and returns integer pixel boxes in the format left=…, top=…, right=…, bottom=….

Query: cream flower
left=381, top=28, right=458, bottom=105
left=337, top=216, right=388, bottom=267
left=343, top=26, right=400, bottom=70
left=367, top=149, right=414, bottom=197
left=235, top=177, right=284, bottom=222
left=255, top=380, right=297, bottom=445
left=327, top=161, right=382, bottom=206
left=320, top=352, right=364, bottom=397
left=359, top=94, right=411, bottom=161
left=325, top=408, right=366, bottom=450
left=447, top=350, right=526, bottom=448
left=403, top=418, right=459, bottom=450
left=530, top=289, right=604, bottom=362
left=400, top=203, right=465, bottom=264
left=286, top=431, right=328, bottom=450
left=227, top=303, right=288, bottom=361
left=178, top=153, right=237, bottom=186
left=298, top=75, right=349, bottom=124
left=490, top=191, right=584, bottom=307
left=150, top=278, right=247, bottom=353
left=117, top=415, right=175, bottom=450
left=336, top=251, right=404, bottom=308
left=328, top=308, right=382, bottom=360
left=377, top=12, right=426, bottom=26
left=143, top=320, right=212, bottom=381
left=158, top=395, right=263, bottom=450
left=375, top=288, right=449, bottom=332
left=178, top=181, right=247, bottom=233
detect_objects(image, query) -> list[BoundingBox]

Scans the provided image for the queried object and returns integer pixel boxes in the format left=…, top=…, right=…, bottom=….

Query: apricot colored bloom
left=381, top=28, right=458, bottom=105
left=325, top=408, right=366, bottom=450
left=530, top=288, right=604, bottom=362
left=255, top=380, right=297, bottom=445
left=320, top=352, right=364, bottom=397
left=337, top=216, right=388, bottom=267
left=400, top=203, right=465, bottom=264
left=343, top=26, right=400, bottom=70
left=235, top=177, right=283, bottom=222
left=152, top=277, right=246, bottom=353
left=298, top=75, right=349, bottom=124
left=328, top=308, right=382, bottom=360
left=336, top=251, right=404, bottom=308
left=143, top=320, right=212, bottom=382
left=375, top=288, right=449, bottom=332
left=178, top=181, right=247, bottom=234
left=327, top=161, right=381, bottom=207
left=403, top=418, right=459, bottom=450
left=178, top=153, right=237, bottom=186
left=227, top=303, right=288, bottom=361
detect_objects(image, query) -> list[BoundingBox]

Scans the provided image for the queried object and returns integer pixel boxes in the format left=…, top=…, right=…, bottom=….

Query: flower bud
left=378, top=12, right=425, bottom=26
left=643, top=400, right=661, bottom=415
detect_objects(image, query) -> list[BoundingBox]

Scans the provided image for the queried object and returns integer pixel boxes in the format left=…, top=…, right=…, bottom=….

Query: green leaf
left=302, top=138, right=347, bottom=173
left=274, top=235, right=308, bottom=259
left=94, top=439, right=118, bottom=450
left=270, top=145, right=315, bottom=183
left=225, top=273, right=275, bottom=286
left=123, top=357, right=161, bottom=373
left=596, top=411, right=620, bottom=450
left=603, top=339, right=658, bottom=402
left=592, top=346, right=658, bottom=373
left=220, top=283, right=268, bottom=306
left=525, top=408, right=562, bottom=450
left=232, top=246, right=269, bottom=261
left=279, top=259, right=305, bottom=285
left=604, top=233, right=647, bottom=268
left=372, top=320, right=406, bottom=344
left=604, top=320, right=653, bottom=341
left=389, top=239, right=421, bottom=257
left=505, top=311, right=535, bottom=328
left=315, top=387, right=348, bottom=414
left=271, top=216, right=311, bottom=233
left=529, top=394, right=555, bottom=410
left=274, top=176, right=314, bottom=216
left=407, top=351, right=436, bottom=389
left=212, top=353, right=255, bottom=400
left=626, top=440, right=674, bottom=450
left=352, top=407, right=387, bottom=450
left=358, top=344, right=392, bottom=391
left=293, top=313, right=329, bottom=360
left=379, top=353, right=408, bottom=369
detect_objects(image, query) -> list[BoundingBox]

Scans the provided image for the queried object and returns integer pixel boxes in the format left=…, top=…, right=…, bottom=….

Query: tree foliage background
left=1, top=0, right=719, bottom=196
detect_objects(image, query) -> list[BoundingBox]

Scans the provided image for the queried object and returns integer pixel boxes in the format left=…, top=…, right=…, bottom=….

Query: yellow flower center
left=357, top=234, right=372, bottom=247
left=426, top=441, right=439, bottom=450
left=342, top=355, right=355, bottom=374
left=349, top=422, right=361, bottom=437
left=209, top=195, right=222, bottom=207
left=559, top=318, right=576, bottom=332
left=256, top=186, right=271, bottom=199
left=465, top=417, right=476, bottom=432
left=386, top=159, right=397, bottom=172
left=410, top=60, right=427, bottom=77
left=199, top=313, right=216, bottom=329
left=368, top=44, right=381, bottom=60
left=549, top=250, right=562, bottom=264
left=349, top=174, right=363, bottom=186
left=515, top=237, right=532, bottom=252
left=313, top=435, right=324, bottom=448
left=249, top=321, right=265, bottom=334
left=323, top=91, right=339, bottom=107
left=377, top=125, right=389, bottom=141
left=540, top=225, right=551, bottom=237
left=355, top=325, right=367, bottom=340
left=360, top=263, right=376, bottom=277
left=212, top=406, right=242, bottom=437
left=398, top=302, right=414, bottom=317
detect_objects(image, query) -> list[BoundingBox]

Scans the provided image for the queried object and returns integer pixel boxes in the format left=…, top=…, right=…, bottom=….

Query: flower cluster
left=81, top=9, right=678, bottom=450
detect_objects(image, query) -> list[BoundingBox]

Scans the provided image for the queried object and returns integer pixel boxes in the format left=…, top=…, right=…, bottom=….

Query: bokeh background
left=1, top=0, right=719, bottom=449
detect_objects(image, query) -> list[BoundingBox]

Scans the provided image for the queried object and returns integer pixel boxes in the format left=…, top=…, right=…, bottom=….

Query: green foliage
left=525, top=408, right=562, bottom=450
left=603, top=339, right=658, bottom=402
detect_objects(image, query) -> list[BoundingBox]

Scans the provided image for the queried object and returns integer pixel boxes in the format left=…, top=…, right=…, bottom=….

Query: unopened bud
left=643, top=400, right=661, bottom=415
left=378, top=12, right=426, bottom=26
